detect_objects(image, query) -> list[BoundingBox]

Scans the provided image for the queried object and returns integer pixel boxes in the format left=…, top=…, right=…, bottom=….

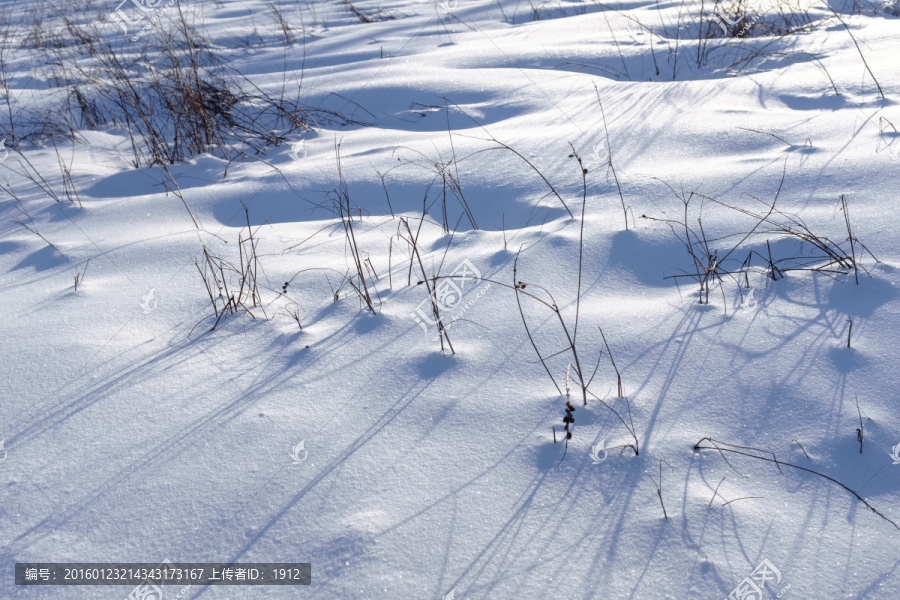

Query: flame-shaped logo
left=290, top=140, right=307, bottom=162
left=0, top=439, right=7, bottom=462
left=0, top=138, right=7, bottom=163
left=439, top=0, right=458, bottom=12
left=591, top=141, right=609, bottom=165
left=140, top=288, right=157, bottom=313
left=890, top=443, right=900, bottom=465
left=290, top=440, right=308, bottom=464
left=741, top=287, right=758, bottom=311
left=589, top=442, right=608, bottom=465
left=715, top=9, right=733, bottom=36
left=890, top=144, right=900, bottom=163
left=714, top=3, right=755, bottom=37
left=442, top=587, right=458, bottom=600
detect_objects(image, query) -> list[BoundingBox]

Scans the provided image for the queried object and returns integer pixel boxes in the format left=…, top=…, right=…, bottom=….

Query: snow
left=1, top=0, right=900, bottom=598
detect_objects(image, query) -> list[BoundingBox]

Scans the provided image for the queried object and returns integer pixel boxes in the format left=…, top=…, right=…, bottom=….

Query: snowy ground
left=1, top=0, right=900, bottom=598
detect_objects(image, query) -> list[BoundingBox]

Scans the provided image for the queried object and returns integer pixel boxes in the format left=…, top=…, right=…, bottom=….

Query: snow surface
left=1, top=0, right=900, bottom=598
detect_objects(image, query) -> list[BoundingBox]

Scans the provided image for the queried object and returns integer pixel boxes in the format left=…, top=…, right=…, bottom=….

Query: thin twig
left=694, top=437, right=898, bottom=530
left=709, top=476, right=726, bottom=507
left=856, top=395, right=864, bottom=454
left=722, top=496, right=763, bottom=507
